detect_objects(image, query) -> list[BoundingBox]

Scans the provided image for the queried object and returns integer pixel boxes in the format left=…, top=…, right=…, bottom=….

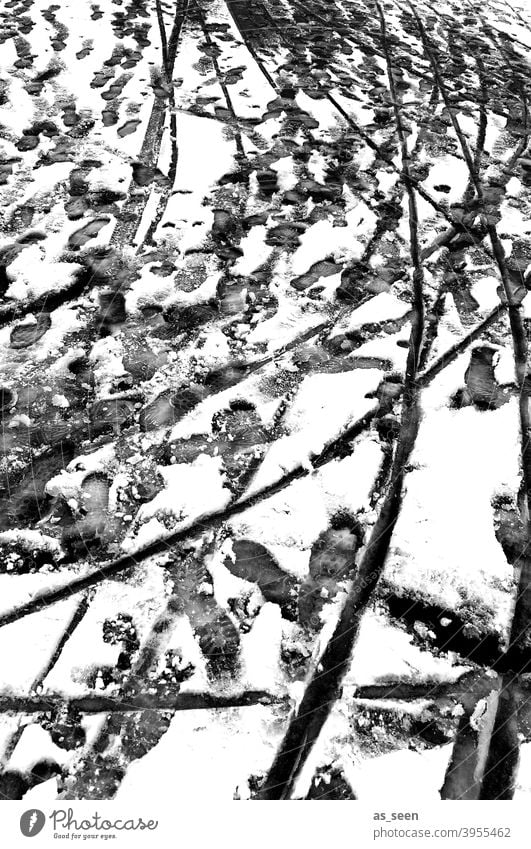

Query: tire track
left=254, top=2, right=427, bottom=798
left=409, top=1, right=531, bottom=799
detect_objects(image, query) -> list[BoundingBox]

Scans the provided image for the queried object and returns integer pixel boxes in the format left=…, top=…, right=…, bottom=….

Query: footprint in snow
left=117, top=119, right=141, bottom=137
left=224, top=540, right=299, bottom=619
left=68, top=217, right=111, bottom=249
left=10, top=313, right=51, bottom=349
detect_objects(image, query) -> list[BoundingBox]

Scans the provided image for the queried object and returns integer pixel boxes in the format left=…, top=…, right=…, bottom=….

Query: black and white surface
left=0, top=0, right=530, bottom=801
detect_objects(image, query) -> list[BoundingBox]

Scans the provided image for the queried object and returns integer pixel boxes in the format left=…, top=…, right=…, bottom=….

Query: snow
left=330, top=291, right=410, bottom=337
left=0, top=76, right=33, bottom=136
left=34, top=307, right=83, bottom=362
left=291, top=201, right=377, bottom=276
left=22, top=776, right=59, bottom=805
left=0, top=0, right=529, bottom=804
left=18, top=163, right=75, bottom=206
left=506, top=177, right=523, bottom=197
left=123, top=455, right=231, bottom=553
left=316, top=437, right=384, bottom=516
left=471, top=276, right=501, bottom=312
left=156, top=112, right=235, bottom=251
left=376, top=169, right=399, bottom=194
left=498, top=201, right=531, bottom=236
left=116, top=704, right=284, bottom=803
left=345, top=744, right=452, bottom=801
left=247, top=368, right=382, bottom=491
left=241, top=603, right=283, bottom=692
left=231, top=477, right=330, bottom=578
left=43, top=566, right=167, bottom=696
left=138, top=455, right=229, bottom=522
left=330, top=89, right=376, bottom=127
left=45, top=443, right=116, bottom=502
left=232, top=433, right=383, bottom=583
left=483, top=113, right=507, bottom=155
left=515, top=743, right=531, bottom=799
left=349, top=326, right=410, bottom=371
left=203, top=0, right=277, bottom=120
left=523, top=290, right=531, bottom=319
left=246, top=297, right=324, bottom=352
left=231, top=225, right=273, bottom=276
left=164, top=615, right=209, bottom=693
left=0, top=530, right=62, bottom=556
left=44, top=0, right=161, bottom=158
left=295, top=90, right=343, bottom=135
left=0, top=596, right=79, bottom=694
left=290, top=618, right=461, bottom=800
left=346, top=612, right=469, bottom=687
left=8, top=723, right=68, bottom=773
left=89, top=335, right=126, bottom=395
left=385, top=398, right=520, bottom=631
left=421, top=155, right=470, bottom=205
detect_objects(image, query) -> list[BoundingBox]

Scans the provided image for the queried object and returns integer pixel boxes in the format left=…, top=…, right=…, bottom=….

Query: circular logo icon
left=20, top=810, right=46, bottom=838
